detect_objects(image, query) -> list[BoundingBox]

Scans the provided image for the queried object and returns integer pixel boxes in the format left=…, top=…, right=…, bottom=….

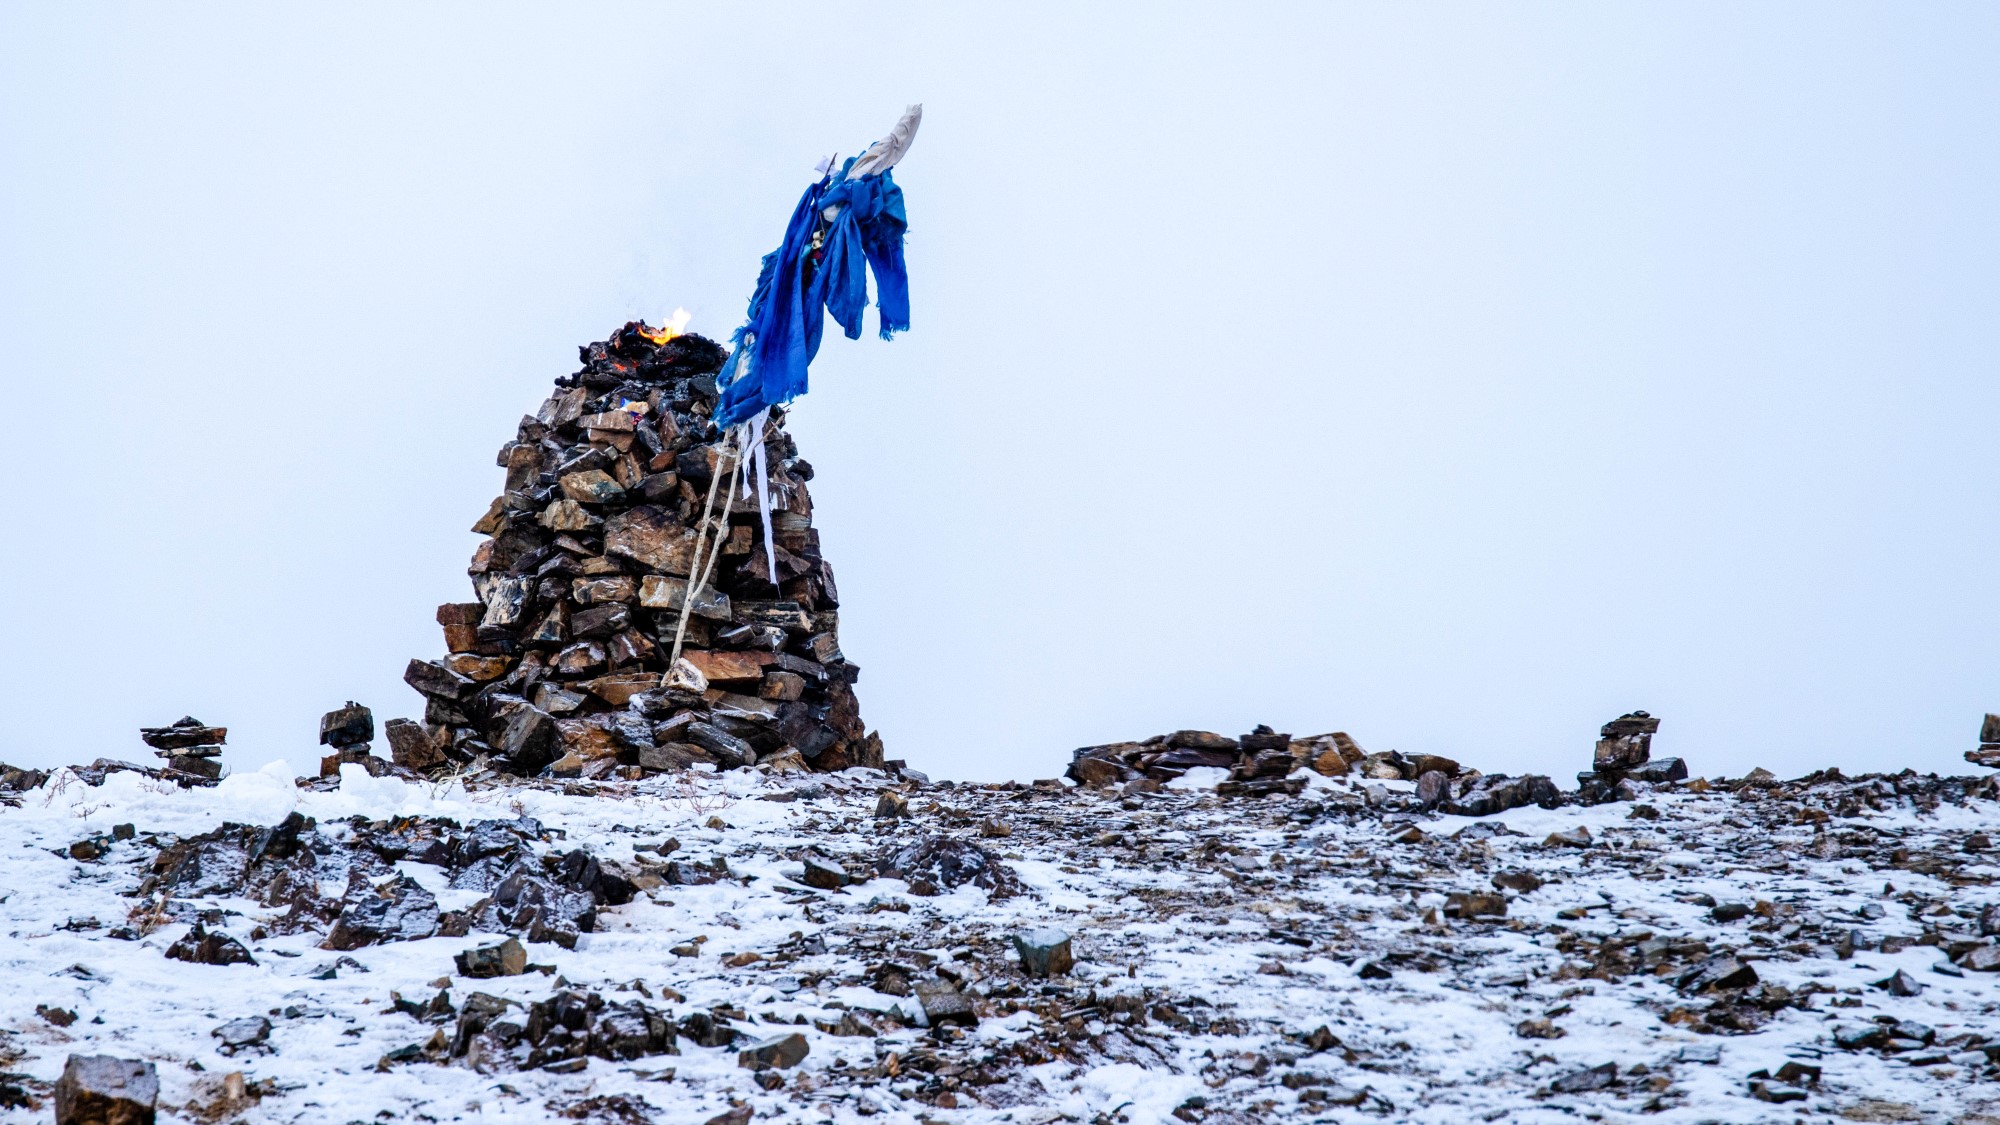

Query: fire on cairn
left=398, top=321, right=880, bottom=781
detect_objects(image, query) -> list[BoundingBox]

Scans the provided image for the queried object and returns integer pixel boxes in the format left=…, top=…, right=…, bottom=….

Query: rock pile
left=398, top=323, right=880, bottom=782
left=1066, top=725, right=1565, bottom=816
left=1575, top=710, right=1686, bottom=803
left=138, top=717, right=227, bottom=782
left=1967, top=713, right=2000, bottom=768
left=141, top=809, right=643, bottom=954
left=316, top=702, right=378, bottom=777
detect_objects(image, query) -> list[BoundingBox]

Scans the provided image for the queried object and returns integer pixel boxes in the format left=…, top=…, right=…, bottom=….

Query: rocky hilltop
left=1, top=714, right=1998, bottom=1124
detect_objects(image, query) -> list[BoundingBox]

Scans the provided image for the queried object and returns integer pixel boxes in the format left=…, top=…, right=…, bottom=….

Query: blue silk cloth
left=714, top=159, right=909, bottom=429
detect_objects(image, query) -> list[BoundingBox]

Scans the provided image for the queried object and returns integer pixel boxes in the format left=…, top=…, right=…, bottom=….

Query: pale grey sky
left=2, top=4, right=1996, bottom=782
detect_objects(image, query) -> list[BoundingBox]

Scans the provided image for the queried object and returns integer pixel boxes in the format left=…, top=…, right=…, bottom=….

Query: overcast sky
left=2, top=4, right=1996, bottom=783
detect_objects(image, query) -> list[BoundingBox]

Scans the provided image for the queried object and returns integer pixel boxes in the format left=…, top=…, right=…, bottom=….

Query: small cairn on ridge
left=1968, top=713, right=2000, bottom=769
left=1066, top=725, right=1563, bottom=815
left=1575, top=710, right=1685, bottom=804
left=138, top=717, right=228, bottom=782
left=398, top=323, right=879, bottom=782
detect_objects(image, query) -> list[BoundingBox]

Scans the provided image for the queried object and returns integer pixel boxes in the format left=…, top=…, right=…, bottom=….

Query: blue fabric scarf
left=714, top=158, right=909, bottom=430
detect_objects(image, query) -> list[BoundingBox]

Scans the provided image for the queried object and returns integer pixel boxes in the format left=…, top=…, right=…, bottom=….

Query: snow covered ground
left=2, top=759, right=1997, bottom=1124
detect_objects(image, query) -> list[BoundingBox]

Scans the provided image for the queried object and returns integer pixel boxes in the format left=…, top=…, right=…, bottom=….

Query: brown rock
left=137, top=718, right=228, bottom=752
left=637, top=575, right=732, bottom=620
left=571, top=604, right=631, bottom=638
left=537, top=499, right=599, bottom=532
left=605, top=506, right=697, bottom=575
left=554, top=717, right=623, bottom=763
left=1408, top=754, right=1461, bottom=777
left=684, top=650, right=773, bottom=686
left=559, top=470, right=625, bottom=505
left=56, top=1054, right=158, bottom=1125
left=455, top=937, right=527, bottom=978
left=638, top=743, right=711, bottom=772
left=442, top=624, right=478, bottom=652
left=404, top=659, right=475, bottom=702
left=384, top=719, right=445, bottom=770
left=759, top=672, right=807, bottom=701
left=503, top=443, right=541, bottom=491
left=479, top=577, right=531, bottom=629
left=1594, top=711, right=1658, bottom=771
left=1067, top=754, right=1129, bottom=788
left=470, top=496, right=508, bottom=535
left=1309, top=746, right=1350, bottom=776
left=435, top=602, right=485, bottom=627
left=572, top=576, right=637, bottom=605
left=554, top=642, right=605, bottom=675
left=523, top=602, right=567, bottom=646
left=444, top=653, right=512, bottom=682
left=584, top=673, right=660, bottom=707
left=1168, top=730, right=1239, bottom=751
left=1443, top=891, right=1507, bottom=919
left=737, top=1032, right=808, bottom=1070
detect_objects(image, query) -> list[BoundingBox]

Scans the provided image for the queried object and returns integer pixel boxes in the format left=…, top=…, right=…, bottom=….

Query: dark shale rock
left=1013, top=927, right=1074, bottom=977
left=55, top=1055, right=158, bottom=1125
left=137, top=717, right=226, bottom=752
left=737, top=1033, right=809, bottom=1070
left=880, top=835, right=1021, bottom=899
left=455, top=937, right=528, bottom=979
left=211, top=1016, right=272, bottom=1056
left=165, top=922, right=256, bottom=967
left=322, top=872, right=440, bottom=951
left=1594, top=711, right=1659, bottom=771
left=385, top=718, right=446, bottom=770
left=915, top=979, right=978, bottom=1027
left=1444, top=774, right=1562, bottom=817
left=319, top=702, right=374, bottom=748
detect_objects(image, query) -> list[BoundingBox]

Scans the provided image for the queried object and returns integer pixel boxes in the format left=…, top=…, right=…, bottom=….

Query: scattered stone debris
left=8, top=749, right=2000, bottom=1122
left=878, top=835, right=1020, bottom=898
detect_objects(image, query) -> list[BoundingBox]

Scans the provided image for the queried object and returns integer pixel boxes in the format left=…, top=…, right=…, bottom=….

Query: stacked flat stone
left=400, top=322, right=879, bottom=782
left=1968, top=714, right=2000, bottom=769
left=138, top=717, right=227, bottom=780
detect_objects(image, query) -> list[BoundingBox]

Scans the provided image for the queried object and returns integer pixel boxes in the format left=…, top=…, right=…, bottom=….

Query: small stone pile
left=398, top=323, right=880, bottom=782
left=1575, top=710, right=1686, bottom=803
left=1967, top=713, right=2000, bottom=768
left=138, top=717, right=228, bottom=781
left=1065, top=725, right=1560, bottom=813
left=1067, top=716, right=1720, bottom=818
left=316, top=702, right=375, bottom=777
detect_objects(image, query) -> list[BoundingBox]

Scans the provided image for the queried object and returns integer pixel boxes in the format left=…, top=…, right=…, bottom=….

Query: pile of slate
left=1575, top=710, right=1687, bottom=804
left=139, top=716, right=229, bottom=781
left=398, top=322, right=881, bottom=782
left=1066, top=723, right=1584, bottom=818
left=1967, top=713, right=2000, bottom=769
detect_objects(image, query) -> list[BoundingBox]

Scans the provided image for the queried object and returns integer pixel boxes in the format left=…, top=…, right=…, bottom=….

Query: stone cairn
left=138, top=717, right=228, bottom=781
left=1968, top=714, right=2000, bottom=769
left=399, top=323, right=879, bottom=782
left=1576, top=710, right=1684, bottom=803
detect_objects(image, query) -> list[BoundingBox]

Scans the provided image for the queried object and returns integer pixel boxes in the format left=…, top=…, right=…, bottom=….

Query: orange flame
left=637, top=307, right=692, bottom=346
